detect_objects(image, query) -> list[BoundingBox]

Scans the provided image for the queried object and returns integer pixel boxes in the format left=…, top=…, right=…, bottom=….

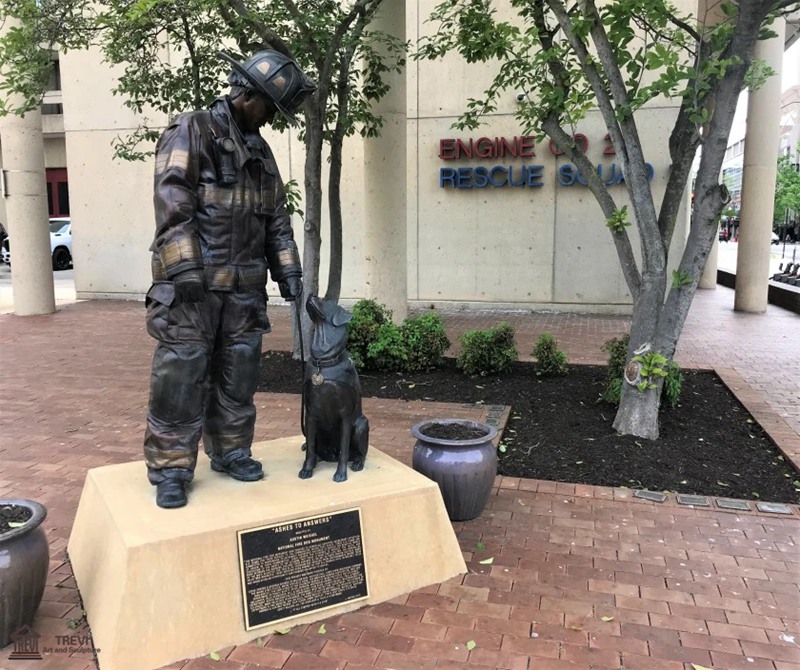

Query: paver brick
left=558, top=643, right=620, bottom=668
left=740, top=639, right=800, bottom=663
left=227, top=644, right=291, bottom=667
left=355, top=631, right=414, bottom=653
left=709, top=651, right=777, bottom=670
left=707, top=621, right=773, bottom=643
left=320, top=639, right=379, bottom=665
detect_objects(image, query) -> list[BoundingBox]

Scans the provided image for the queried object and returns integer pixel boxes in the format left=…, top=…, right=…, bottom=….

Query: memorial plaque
left=237, top=508, right=369, bottom=630
left=633, top=490, right=667, bottom=503
left=676, top=494, right=711, bottom=507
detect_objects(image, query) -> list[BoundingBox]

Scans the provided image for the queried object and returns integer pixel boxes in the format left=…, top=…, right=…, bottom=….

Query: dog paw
left=300, top=442, right=307, bottom=451
left=333, top=470, right=348, bottom=483
left=350, top=460, right=365, bottom=472
left=298, top=468, right=314, bottom=479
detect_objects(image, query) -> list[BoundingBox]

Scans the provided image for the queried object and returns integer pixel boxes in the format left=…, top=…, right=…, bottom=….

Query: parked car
left=1, top=218, right=72, bottom=270
left=49, top=218, right=72, bottom=270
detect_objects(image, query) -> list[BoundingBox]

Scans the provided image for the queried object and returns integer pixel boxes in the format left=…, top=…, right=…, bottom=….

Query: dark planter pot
left=0, top=500, right=49, bottom=648
left=411, top=419, right=498, bottom=522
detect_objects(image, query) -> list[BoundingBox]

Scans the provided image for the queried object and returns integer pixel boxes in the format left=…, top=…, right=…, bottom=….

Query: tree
left=420, top=0, right=798, bottom=439
left=0, top=0, right=405, bottom=331
left=774, top=143, right=800, bottom=230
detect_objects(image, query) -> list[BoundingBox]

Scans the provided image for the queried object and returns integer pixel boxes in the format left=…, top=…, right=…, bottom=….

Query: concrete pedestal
left=67, top=436, right=466, bottom=670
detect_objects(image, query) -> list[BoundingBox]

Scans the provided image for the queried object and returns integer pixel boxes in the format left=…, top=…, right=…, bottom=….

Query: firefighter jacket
left=149, top=96, right=301, bottom=292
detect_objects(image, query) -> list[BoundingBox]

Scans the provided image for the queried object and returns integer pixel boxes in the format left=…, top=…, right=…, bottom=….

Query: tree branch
left=666, top=11, right=701, bottom=43
left=278, top=0, right=323, bottom=63
left=317, top=0, right=379, bottom=107
left=575, top=0, right=661, bottom=272
left=224, top=0, right=294, bottom=58
left=542, top=115, right=642, bottom=296
left=544, top=0, right=626, bottom=164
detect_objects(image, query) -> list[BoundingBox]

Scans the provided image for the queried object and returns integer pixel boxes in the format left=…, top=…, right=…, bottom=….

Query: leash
left=293, top=287, right=307, bottom=437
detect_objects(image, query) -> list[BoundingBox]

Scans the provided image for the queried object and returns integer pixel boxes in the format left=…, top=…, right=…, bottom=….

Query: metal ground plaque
left=237, top=508, right=369, bottom=630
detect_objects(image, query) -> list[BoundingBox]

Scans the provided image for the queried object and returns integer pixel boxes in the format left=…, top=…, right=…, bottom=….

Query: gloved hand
left=173, top=270, right=206, bottom=304
left=278, top=274, right=303, bottom=302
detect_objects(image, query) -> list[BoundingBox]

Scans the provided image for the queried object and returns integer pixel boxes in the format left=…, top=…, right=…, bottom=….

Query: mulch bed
left=258, top=352, right=800, bottom=504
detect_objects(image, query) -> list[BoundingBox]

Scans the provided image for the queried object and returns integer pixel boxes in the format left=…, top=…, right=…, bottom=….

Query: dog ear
left=332, top=306, right=353, bottom=327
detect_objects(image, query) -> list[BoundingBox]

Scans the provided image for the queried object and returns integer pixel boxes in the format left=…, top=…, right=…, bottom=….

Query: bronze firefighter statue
left=143, top=50, right=316, bottom=508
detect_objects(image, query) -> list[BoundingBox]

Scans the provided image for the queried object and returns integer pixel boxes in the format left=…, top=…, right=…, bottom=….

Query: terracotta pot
left=0, top=500, right=49, bottom=647
left=411, top=419, right=498, bottom=522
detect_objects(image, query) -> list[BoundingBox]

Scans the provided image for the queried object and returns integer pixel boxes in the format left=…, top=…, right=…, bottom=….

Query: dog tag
left=312, top=372, right=324, bottom=386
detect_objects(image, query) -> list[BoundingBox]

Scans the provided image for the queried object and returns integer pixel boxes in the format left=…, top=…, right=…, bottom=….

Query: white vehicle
left=1, top=218, right=72, bottom=270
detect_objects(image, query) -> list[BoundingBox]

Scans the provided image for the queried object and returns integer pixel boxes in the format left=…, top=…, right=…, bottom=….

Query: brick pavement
left=0, top=285, right=798, bottom=670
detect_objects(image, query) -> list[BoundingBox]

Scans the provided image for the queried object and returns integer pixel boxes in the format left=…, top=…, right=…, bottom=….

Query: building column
left=363, top=0, right=407, bottom=322
left=699, top=235, right=719, bottom=288
left=734, top=18, right=785, bottom=313
left=0, top=18, right=55, bottom=316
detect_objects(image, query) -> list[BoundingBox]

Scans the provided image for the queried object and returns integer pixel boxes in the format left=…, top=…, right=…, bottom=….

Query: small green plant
left=633, top=351, right=669, bottom=391
left=457, top=322, right=518, bottom=376
left=605, top=205, right=631, bottom=233
left=661, top=360, right=684, bottom=408
left=671, top=269, right=693, bottom=288
left=347, top=299, right=393, bottom=369
left=601, top=333, right=630, bottom=404
left=601, top=334, right=683, bottom=408
left=531, top=332, right=568, bottom=377
left=401, top=312, right=451, bottom=372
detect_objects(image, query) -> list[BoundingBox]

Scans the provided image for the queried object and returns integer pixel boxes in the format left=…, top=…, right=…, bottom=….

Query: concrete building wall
left=54, top=0, right=692, bottom=312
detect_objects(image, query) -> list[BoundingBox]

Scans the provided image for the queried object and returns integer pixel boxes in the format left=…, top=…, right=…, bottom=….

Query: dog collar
left=310, top=349, right=348, bottom=369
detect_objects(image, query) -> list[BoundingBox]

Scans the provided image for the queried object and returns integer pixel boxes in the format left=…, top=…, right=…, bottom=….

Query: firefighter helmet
left=219, top=50, right=316, bottom=124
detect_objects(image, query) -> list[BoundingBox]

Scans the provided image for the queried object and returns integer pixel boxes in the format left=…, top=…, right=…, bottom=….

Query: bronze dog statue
left=299, top=295, right=369, bottom=481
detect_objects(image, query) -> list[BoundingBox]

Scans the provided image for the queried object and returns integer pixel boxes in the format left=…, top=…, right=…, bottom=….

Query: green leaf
left=606, top=205, right=631, bottom=233
left=466, top=640, right=477, bottom=650
left=475, top=542, right=486, bottom=551
left=478, top=557, right=494, bottom=565
left=209, top=651, right=221, bottom=661
left=274, top=627, right=291, bottom=635
left=671, top=269, right=693, bottom=288
left=7, top=521, right=25, bottom=528
left=256, top=637, right=265, bottom=647
left=691, top=664, right=713, bottom=670
left=318, top=624, right=327, bottom=634
left=600, top=616, right=614, bottom=622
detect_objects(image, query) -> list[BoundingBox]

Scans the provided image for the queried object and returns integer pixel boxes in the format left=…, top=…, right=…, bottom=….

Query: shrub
left=401, top=313, right=451, bottom=372
left=601, top=333, right=630, bottom=405
left=366, top=321, right=408, bottom=372
left=347, top=301, right=450, bottom=373
left=532, top=332, right=568, bottom=377
left=347, top=299, right=393, bottom=369
left=457, top=322, right=518, bottom=376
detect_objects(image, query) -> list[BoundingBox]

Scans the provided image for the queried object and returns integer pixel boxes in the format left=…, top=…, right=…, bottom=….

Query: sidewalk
left=0, top=286, right=798, bottom=670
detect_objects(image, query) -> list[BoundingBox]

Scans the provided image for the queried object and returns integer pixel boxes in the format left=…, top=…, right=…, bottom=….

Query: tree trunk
left=325, top=132, right=344, bottom=302
left=612, top=379, right=663, bottom=440
left=613, top=274, right=665, bottom=439
left=293, top=104, right=325, bottom=359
